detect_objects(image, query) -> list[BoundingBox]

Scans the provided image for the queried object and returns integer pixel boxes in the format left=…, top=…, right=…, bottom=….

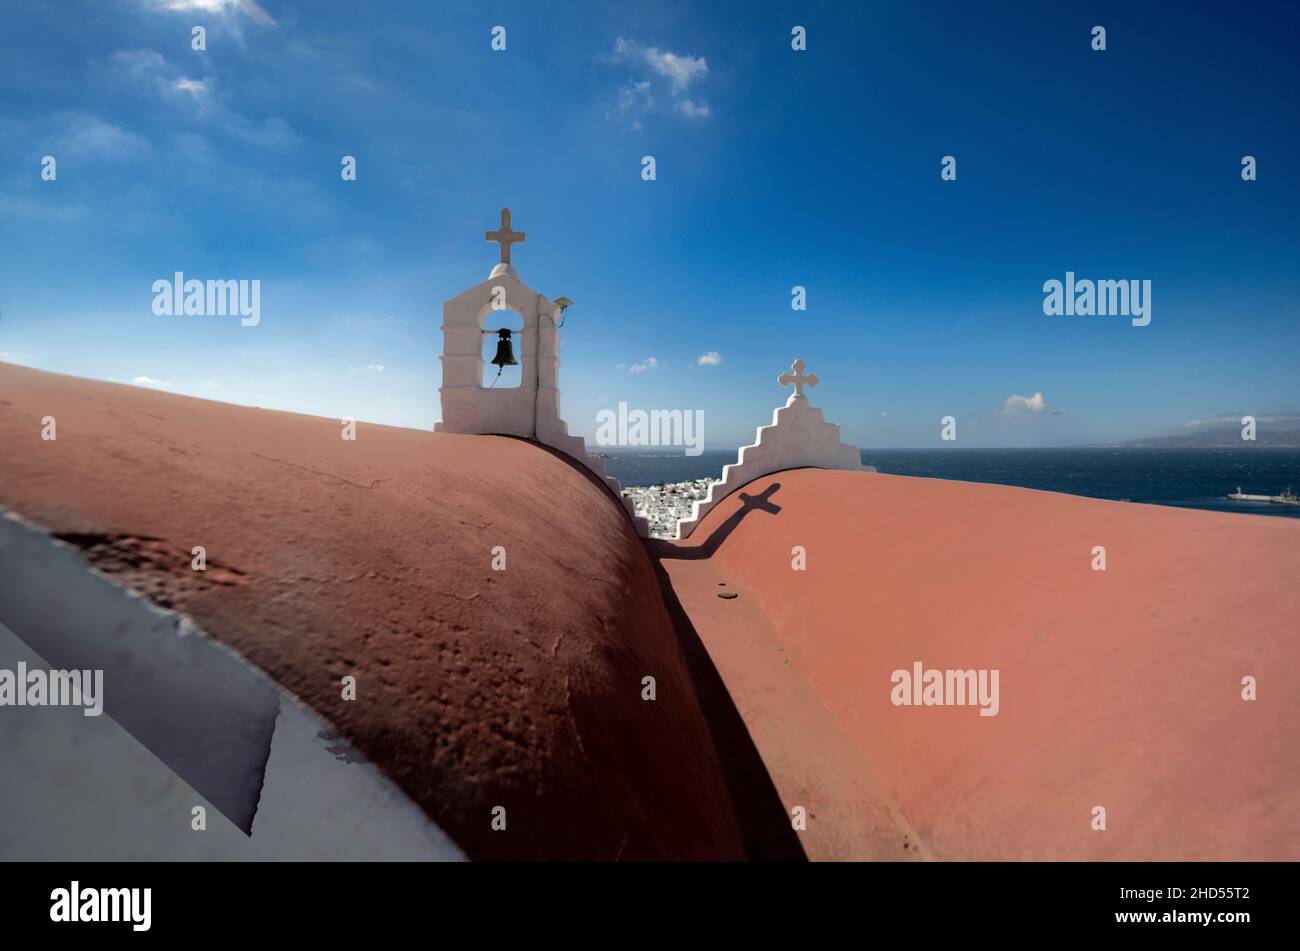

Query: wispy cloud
left=63, top=114, right=152, bottom=157
left=1184, top=412, right=1300, bottom=428
left=173, top=77, right=209, bottom=98
left=676, top=99, right=711, bottom=118
left=132, top=375, right=174, bottom=388
left=0, top=110, right=151, bottom=162
left=695, top=351, right=721, bottom=366
left=99, top=49, right=299, bottom=150
left=616, top=80, right=653, bottom=115
left=108, top=47, right=167, bottom=80
left=628, top=356, right=658, bottom=373
left=601, top=38, right=712, bottom=121
left=102, top=48, right=207, bottom=104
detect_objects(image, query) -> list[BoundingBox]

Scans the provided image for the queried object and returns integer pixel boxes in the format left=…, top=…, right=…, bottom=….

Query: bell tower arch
left=437, top=270, right=552, bottom=438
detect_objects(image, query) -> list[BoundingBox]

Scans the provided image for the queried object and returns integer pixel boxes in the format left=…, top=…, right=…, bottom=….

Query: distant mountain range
left=1109, top=414, right=1300, bottom=448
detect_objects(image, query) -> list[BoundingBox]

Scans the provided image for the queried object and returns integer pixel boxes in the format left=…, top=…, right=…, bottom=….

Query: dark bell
left=491, top=328, right=517, bottom=367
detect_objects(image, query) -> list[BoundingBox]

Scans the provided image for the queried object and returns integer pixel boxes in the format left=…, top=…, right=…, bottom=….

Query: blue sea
left=599, top=448, right=1300, bottom=520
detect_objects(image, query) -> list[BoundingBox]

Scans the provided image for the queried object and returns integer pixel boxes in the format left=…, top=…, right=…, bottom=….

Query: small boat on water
left=1226, top=485, right=1300, bottom=505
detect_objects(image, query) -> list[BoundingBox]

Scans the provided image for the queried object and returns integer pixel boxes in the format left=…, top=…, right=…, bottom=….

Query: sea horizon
left=602, top=446, right=1300, bottom=520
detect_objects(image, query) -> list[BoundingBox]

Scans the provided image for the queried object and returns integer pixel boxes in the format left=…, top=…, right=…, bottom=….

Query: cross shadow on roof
left=649, top=482, right=782, bottom=561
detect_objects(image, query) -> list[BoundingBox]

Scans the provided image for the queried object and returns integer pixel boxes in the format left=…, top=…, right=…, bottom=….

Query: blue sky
left=1, top=0, right=1297, bottom=448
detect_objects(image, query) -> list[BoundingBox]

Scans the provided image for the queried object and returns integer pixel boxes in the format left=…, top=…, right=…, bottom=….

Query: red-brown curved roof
left=0, top=364, right=745, bottom=860
left=664, top=468, right=1300, bottom=859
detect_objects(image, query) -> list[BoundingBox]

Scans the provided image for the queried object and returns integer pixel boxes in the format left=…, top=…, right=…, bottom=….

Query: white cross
left=777, top=358, right=819, bottom=398
left=485, top=208, right=526, bottom=264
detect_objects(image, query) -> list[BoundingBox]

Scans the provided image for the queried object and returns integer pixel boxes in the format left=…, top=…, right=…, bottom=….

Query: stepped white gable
left=675, top=358, right=874, bottom=539
left=435, top=209, right=648, bottom=537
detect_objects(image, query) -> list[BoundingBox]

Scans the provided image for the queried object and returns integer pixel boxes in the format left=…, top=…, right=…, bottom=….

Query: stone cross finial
left=485, top=208, right=526, bottom=264
left=778, top=358, right=819, bottom=398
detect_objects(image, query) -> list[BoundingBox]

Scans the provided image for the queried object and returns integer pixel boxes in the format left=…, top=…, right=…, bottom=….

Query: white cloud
left=173, top=78, right=210, bottom=97
left=628, top=357, right=658, bottom=373
left=1000, top=392, right=1051, bottom=415
left=104, top=49, right=194, bottom=98
left=696, top=351, right=722, bottom=366
left=880, top=410, right=888, bottom=417
left=603, top=38, right=711, bottom=121
left=108, top=50, right=210, bottom=108
left=132, top=376, right=174, bottom=388
left=644, top=47, right=708, bottom=93
left=149, top=0, right=276, bottom=26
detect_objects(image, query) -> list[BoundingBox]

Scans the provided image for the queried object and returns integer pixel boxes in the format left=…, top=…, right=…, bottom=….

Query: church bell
left=490, top=328, right=518, bottom=367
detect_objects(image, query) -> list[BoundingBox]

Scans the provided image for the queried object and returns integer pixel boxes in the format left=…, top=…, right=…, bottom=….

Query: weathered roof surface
left=0, top=363, right=745, bottom=860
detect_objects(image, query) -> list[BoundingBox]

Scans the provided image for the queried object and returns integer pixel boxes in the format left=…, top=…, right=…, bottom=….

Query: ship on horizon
left=1227, top=485, right=1300, bottom=505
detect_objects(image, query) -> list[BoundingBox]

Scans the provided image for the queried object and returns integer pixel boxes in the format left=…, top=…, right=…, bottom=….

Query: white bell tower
left=435, top=209, right=648, bottom=536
